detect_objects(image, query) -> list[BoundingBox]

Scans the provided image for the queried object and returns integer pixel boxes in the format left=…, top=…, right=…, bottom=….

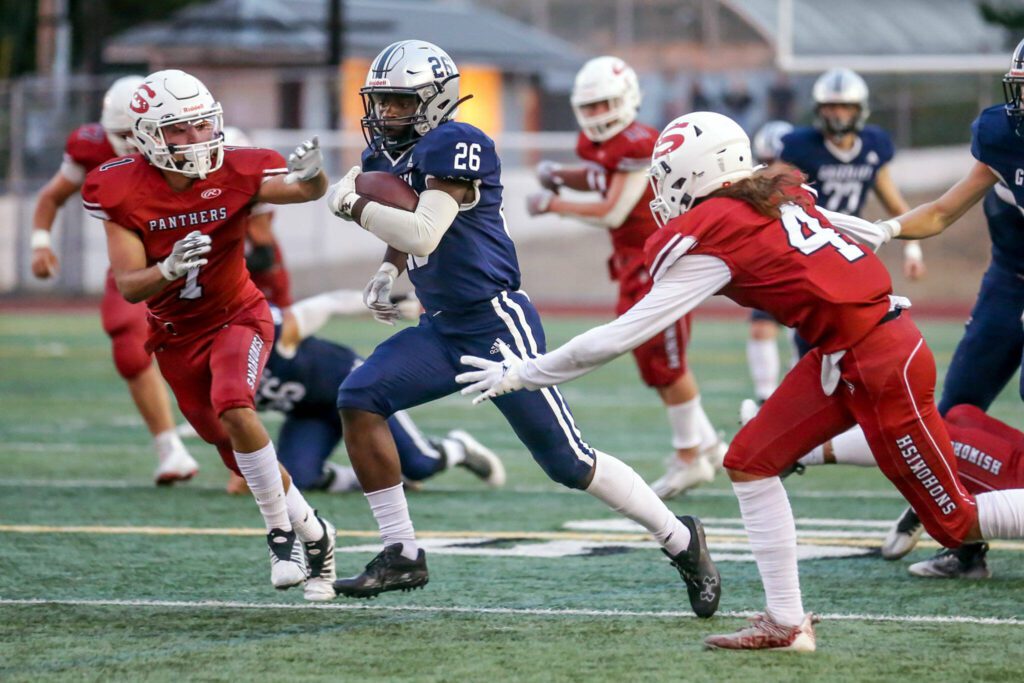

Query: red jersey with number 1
left=81, top=148, right=288, bottom=327
left=644, top=187, right=893, bottom=353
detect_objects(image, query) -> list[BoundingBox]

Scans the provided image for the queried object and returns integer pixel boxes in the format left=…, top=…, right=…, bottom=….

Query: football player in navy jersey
left=745, top=68, right=924, bottom=392
left=863, top=36, right=1024, bottom=577
left=324, top=40, right=720, bottom=616
left=247, top=289, right=505, bottom=493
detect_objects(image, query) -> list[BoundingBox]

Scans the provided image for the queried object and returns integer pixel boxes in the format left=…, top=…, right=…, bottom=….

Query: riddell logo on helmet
left=182, top=104, right=205, bottom=113
left=367, top=79, right=390, bottom=87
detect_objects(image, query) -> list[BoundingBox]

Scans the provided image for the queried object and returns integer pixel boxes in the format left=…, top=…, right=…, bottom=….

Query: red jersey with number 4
left=576, top=122, right=660, bottom=256
left=644, top=187, right=893, bottom=353
left=81, top=148, right=288, bottom=327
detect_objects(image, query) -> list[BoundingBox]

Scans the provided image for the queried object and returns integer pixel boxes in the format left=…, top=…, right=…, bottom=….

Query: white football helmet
left=648, top=112, right=753, bottom=227
left=361, top=40, right=468, bottom=154
left=221, top=126, right=252, bottom=147
left=571, top=56, right=641, bottom=142
left=128, top=69, right=224, bottom=179
left=752, top=120, right=793, bottom=164
left=812, top=68, right=870, bottom=136
left=1003, top=36, right=1024, bottom=137
left=100, top=75, right=145, bottom=156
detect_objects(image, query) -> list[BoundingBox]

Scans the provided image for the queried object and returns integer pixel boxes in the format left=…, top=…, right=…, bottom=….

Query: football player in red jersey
left=29, top=75, right=199, bottom=485
left=82, top=69, right=336, bottom=600
left=527, top=57, right=724, bottom=499
left=458, top=111, right=1024, bottom=651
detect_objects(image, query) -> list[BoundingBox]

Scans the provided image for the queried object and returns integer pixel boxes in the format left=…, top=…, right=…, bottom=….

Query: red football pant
left=617, top=278, right=689, bottom=387
left=101, top=270, right=151, bottom=379
left=944, top=404, right=1024, bottom=494
left=727, top=314, right=977, bottom=547
left=150, top=301, right=274, bottom=475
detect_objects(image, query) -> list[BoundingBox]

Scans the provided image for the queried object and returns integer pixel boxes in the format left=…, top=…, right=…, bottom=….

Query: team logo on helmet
left=654, top=122, right=699, bottom=159
left=130, top=84, right=156, bottom=114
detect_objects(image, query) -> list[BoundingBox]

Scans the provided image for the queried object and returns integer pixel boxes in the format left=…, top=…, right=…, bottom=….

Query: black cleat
left=908, top=542, right=991, bottom=579
left=779, top=462, right=806, bottom=480
left=663, top=515, right=721, bottom=618
left=333, top=543, right=429, bottom=598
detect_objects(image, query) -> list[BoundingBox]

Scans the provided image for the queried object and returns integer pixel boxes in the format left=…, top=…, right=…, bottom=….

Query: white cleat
left=650, top=454, right=715, bottom=500
left=303, top=516, right=337, bottom=601
left=153, top=446, right=199, bottom=486
left=739, top=398, right=760, bottom=427
left=705, top=612, right=817, bottom=652
left=881, top=506, right=923, bottom=560
left=447, top=429, right=506, bottom=487
left=700, top=438, right=728, bottom=471
left=268, top=528, right=307, bottom=590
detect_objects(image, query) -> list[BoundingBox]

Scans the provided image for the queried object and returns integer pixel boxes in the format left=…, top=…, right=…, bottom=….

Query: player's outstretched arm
left=105, top=224, right=210, bottom=302
left=528, top=170, right=647, bottom=229
left=457, top=255, right=730, bottom=402
left=30, top=171, right=81, bottom=279
left=893, top=161, right=998, bottom=239
left=256, top=137, right=328, bottom=204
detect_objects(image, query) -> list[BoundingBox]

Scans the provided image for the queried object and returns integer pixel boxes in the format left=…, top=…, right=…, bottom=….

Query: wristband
left=903, top=241, right=922, bottom=261
left=31, top=229, right=53, bottom=250
left=377, top=261, right=399, bottom=278
left=341, top=192, right=362, bottom=218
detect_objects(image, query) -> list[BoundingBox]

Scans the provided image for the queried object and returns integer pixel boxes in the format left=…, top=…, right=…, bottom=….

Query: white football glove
left=158, top=230, right=211, bottom=280
left=327, top=165, right=363, bottom=221
left=283, top=136, right=323, bottom=185
left=536, top=160, right=563, bottom=193
left=363, top=262, right=399, bottom=325
left=456, top=340, right=526, bottom=405
left=526, top=190, right=555, bottom=217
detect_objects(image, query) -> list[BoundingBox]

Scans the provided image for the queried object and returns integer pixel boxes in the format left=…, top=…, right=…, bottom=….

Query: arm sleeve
left=358, top=189, right=460, bottom=257
left=816, top=206, right=897, bottom=252
left=518, top=255, right=731, bottom=388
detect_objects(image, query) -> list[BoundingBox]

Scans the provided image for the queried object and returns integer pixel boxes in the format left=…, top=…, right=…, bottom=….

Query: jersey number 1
left=779, top=204, right=863, bottom=263
left=179, top=265, right=204, bottom=300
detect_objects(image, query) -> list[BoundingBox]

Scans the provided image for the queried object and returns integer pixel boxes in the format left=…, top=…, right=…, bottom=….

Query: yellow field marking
left=3, top=523, right=1024, bottom=551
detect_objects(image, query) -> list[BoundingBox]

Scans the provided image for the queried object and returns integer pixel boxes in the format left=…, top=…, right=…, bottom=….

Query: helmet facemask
left=573, top=95, right=634, bottom=142
left=134, top=107, right=225, bottom=179
left=360, top=73, right=466, bottom=155
left=1004, top=39, right=1024, bottom=137
left=814, top=102, right=864, bottom=138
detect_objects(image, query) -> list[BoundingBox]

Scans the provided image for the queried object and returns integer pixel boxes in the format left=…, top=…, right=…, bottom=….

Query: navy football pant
left=275, top=409, right=444, bottom=490
left=338, top=290, right=596, bottom=488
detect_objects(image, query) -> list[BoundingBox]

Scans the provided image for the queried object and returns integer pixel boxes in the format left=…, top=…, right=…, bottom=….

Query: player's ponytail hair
left=705, top=163, right=811, bottom=219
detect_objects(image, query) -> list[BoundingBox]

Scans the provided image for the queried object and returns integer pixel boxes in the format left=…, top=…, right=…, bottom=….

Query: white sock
left=285, top=484, right=324, bottom=542
left=831, top=427, right=878, bottom=467
left=798, top=445, right=825, bottom=467
left=746, top=339, right=780, bottom=401
left=586, top=452, right=690, bottom=555
left=153, top=428, right=187, bottom=462
left=365, top=483, right=419, bottom=560
left=696, top=403, right=720, bottom=450
left=976, top=489, right=1024, bottom=539
left=235, top=442, right=290, bottom=532
left=733, top=477, right=804, bottom=626
left=666, top=397, right=704, bottom=450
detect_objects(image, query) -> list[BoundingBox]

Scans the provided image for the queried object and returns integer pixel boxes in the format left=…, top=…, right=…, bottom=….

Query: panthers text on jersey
left=780, top=125, right=894, bottom=217
left=972, top=103, right=1024, bottom=270
left=82, top=147, right=287, bottom=326
left=61, top=122, right=117, bottom=184
left=644, top=186, right=893, bottom=354
left=361, top=121, right=520, bottom=312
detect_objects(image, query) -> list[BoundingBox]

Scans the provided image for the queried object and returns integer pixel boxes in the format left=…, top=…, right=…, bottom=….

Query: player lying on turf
left=527, top=56, right=724, bottom=499
left=783, top=406, right=1018, bottom=582
left=30, top=75, right=198, bottom=484
left=324, top=40, right=720, bottom=617
left=224, top=288, right=505, bottom=494
left=457, top=111, right=1024, bottom=652
left=86, top=69, right=337, bottom=600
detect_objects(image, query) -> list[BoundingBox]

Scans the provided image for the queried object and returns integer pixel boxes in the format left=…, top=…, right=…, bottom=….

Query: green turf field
left=1, top=311, right=1022, bottom=682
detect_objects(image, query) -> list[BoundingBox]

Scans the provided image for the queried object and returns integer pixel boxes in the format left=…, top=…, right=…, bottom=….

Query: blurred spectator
left=767, top=71, right=796, bottom=122
left=721, top=78, right=754, bottom=131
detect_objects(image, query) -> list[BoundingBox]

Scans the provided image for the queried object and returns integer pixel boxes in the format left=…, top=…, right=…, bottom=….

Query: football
left=355, top=172, right=419, bottom=211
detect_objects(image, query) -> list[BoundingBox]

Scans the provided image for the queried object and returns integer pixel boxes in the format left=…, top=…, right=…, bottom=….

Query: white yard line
left=0, top=597, right=1019, bottom=627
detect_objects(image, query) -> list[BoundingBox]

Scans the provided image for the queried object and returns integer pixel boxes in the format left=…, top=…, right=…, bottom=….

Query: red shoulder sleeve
left=223, top=147, right=289, bottom=196
left=81, top=157, right=139, bottom=229
left=65, top=123, right=116, bottom=171
left=644, top=221, right=696, bottom=280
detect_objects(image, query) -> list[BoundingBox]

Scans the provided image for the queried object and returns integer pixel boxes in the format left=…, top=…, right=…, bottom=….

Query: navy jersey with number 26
left=780, top=125, right=894, bottom=217
left=361, top=121, right=521, bottom=312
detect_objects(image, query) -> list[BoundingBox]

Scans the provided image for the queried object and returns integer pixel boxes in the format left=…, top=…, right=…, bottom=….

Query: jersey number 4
left=179, top=265, right=204, bottom=300
left=779, top=204, right=864, bottom=263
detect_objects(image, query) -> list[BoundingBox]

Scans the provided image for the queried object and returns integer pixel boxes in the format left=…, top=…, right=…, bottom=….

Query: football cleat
left=333, top=543, right=429, bottom=598
left=881, top=506, right=923, bottom=560
left=267, top=528, right=307, bottom=590
left=651, top=454, right=715, bottom=500
left=321, top=462, right=363, bottom=493
left=153, top=446, right=199, bottom=486
left=446, top=429, right=506, bottom=487
left=908, top=543, right=991, bottom=580
left=739, top=398, right=761, bottom=426
left=700, top=437, right=728, bottom=471
left=303, top=515, right=337, bottom=601
left=663, top=515, right=721, bottom=618
left=704, top=612, right=817, bottom=652
left=778, top=461, right=806, bottom=480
